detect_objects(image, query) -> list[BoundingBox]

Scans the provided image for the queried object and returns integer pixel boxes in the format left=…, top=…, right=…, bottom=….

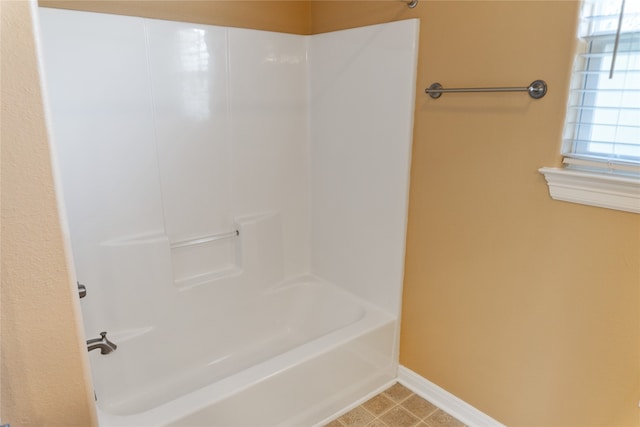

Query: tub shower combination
left=37, top=8, right=418, bottom=427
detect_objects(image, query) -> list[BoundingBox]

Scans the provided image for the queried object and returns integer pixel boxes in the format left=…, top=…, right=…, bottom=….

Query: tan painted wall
left=39, top=0, right=311, bottom=34
left=0, top=1, right=98, bottom=426
left=312, top=1, right=640, bottom=426
left=6, top=1, right=639, bottom=426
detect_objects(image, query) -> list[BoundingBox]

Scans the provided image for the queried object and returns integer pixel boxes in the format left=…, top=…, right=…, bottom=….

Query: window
left=540, top=0, right=640, bottom=213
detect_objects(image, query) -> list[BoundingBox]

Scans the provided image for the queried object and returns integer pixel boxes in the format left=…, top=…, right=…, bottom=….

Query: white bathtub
left=95, top=276, right=397, bottom=426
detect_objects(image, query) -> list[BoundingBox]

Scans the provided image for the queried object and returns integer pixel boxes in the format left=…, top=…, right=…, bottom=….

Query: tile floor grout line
left=399, top=398, right=440, bottom=422
left=395, top=391, right=441, bottom=424
left=363, top=400, right=398, bottom=419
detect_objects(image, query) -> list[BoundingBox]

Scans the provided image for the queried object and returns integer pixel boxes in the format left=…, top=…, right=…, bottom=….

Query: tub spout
left=87, top=331, right=117, bottom=355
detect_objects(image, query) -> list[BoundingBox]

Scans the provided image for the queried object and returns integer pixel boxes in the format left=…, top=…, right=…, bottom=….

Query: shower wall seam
left=142, top=20, right=170, bottom=242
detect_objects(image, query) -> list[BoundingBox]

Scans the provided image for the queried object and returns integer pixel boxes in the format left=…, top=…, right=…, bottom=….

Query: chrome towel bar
left=171, top=230, right=239, bottom=249
left=425, top=80, right=547, bottom=99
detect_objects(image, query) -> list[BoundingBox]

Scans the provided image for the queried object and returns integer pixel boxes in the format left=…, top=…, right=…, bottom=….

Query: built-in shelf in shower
left=170, top=230, right=239, bottom=249
left=170, top=229, right=241, bottom=289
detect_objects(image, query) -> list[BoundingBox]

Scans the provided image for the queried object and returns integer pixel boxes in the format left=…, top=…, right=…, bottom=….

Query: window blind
left=562, top=0, right=640, bottom=174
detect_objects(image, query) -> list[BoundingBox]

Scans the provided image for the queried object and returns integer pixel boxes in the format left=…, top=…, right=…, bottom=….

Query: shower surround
left=37, top=8, right=418, bottom=426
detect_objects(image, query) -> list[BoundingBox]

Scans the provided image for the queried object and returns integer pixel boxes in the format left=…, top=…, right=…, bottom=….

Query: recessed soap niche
left=170, top=231, right=240, bottom=288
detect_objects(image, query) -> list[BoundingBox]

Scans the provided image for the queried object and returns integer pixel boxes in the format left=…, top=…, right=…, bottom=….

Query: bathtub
left=94, top=276, right=397, bottom=427
left=37, top=9, right=417, bottom=426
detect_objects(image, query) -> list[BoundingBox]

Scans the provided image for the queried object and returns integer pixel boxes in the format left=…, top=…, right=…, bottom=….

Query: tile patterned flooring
left=324, top=383, right=467, bottom=427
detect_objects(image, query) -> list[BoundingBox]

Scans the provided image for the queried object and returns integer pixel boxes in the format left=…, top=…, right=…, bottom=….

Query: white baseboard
left=397, top=366, right=507, bottom=427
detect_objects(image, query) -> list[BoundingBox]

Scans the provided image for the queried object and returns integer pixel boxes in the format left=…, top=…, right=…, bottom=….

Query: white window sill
left=539, top=167, right=640, bottom=214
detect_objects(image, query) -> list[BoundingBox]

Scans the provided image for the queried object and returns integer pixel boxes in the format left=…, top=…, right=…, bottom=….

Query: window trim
left=539, top=167, right=640, bottom=213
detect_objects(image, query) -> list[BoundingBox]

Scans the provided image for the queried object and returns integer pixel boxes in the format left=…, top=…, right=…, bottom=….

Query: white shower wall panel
left=146, top=21, right=232, bottom=243
left=38, top=10, right=168, bottom=336
left=227, top=28, right=310, bottom=278
left=39, top=9, right=312, bottom=298
left=147, top=22, right=311, bottom=281
left=146, top=22, right=235, bottom=284
left=38, top=10, right=166, bottom=253
left=308, top=20, right=418, bottom=315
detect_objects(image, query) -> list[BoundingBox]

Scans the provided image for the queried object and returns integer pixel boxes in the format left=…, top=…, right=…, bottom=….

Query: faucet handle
left=77, top=282, right=87, bottom=298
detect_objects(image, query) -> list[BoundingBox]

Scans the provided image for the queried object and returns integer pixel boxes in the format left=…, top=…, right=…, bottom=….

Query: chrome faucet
left=87, top=332, right=117, bottom=355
